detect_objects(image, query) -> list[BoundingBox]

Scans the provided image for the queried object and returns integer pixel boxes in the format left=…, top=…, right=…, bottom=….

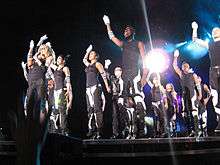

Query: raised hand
left=29, top=40, right=34, bottom=49
left=37, top=34, right=48, bottom=46
left=104, top=59, right=111, bottom=68
left=103, top=15, right=110, bottom=25
left=192, top=21, right=198, bottom=29
left=174, top=49, right=180, bottom=58
left=40, top=34, right=48, bottom=41
left=45, top=42, right=51, bottom=48
left=86, top=44, right=93, bottom=53
left=21, top=61, right=26, bottom=69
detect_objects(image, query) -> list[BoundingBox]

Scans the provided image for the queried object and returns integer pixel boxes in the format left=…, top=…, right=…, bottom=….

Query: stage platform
left=1, top=134, right=220, bottom=164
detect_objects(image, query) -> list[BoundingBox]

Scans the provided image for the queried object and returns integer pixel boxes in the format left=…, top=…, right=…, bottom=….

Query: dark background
left=1, top=0, right=219, bottom=138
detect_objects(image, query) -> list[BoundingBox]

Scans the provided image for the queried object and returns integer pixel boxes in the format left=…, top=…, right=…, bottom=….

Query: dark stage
left=1, top=133, right=220, bottom=164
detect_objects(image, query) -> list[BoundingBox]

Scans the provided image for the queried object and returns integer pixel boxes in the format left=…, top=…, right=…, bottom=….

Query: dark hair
left=125, top=25, right=136, bottom=35
left=58, top=54, right=71, bottom=63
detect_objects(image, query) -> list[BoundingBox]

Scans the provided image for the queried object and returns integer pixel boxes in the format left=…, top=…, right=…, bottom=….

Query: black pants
left=210, top=67, right=220, bottom=108
left=136, top=102, right=146, bottom=137
left=54, top=89, right=68, bottom=134
left=86, top=85, right=103, bottom=134
left=152, top=102, right=166, bottom=136
left=26, top=78, right=46, bottom=121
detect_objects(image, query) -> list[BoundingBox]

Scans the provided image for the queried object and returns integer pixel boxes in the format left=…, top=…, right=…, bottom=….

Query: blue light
left=183, top=41, right=208, bottom=59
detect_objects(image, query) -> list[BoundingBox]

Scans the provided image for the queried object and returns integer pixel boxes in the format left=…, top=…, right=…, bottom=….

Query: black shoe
left=188, top=130, right=195, bottom=137
left=86, top=130, right=93, bottom=138
left=96, top=132, right=102, bottom=139
left=110, top=135, right=117, bottom=139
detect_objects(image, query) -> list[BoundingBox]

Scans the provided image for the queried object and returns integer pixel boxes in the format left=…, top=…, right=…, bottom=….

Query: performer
left=83, top=45, right=111, bottom=139
left=26, top=41, right=50, bottom=123
left=172, top=49, right=198, bottom=137
left=49, top=54, right=72, bottom=135
left=133, top=70, right=147, bottom=138
left=104, top=59, right=125, bottom=138
left=165, top=83, right=179, bottom=137
left=103, top=15, right=147, bottom=97
left=194, top=75, right=211, bottom=137
left=192, top=22, right=220, bottom=132
left=147, top=72, right=168, bottom=138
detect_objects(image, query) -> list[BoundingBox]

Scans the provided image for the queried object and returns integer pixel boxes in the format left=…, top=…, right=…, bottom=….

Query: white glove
left=21, top=61, right=26, bottom=68
left=192, top=21, right=198, bottom=29
left=29, top=40, right=34, bottom=49
left=118, top=98, right=124, bottom=105
left=104, top=59, right=111, bottom=68
left=86, top=44, right=93, bottom=53
left=103, top=15, right=110, bottom=25
left=40, top=34, right=48, bottom=41
left=174, top=49, right=180, bottom=58
left=37, top=34, right=48, bottom=46
left=45, top=42, right=52, bottom=48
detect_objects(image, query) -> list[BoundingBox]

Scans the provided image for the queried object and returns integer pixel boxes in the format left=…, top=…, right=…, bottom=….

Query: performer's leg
left=93, top=87, right=103, bottom=139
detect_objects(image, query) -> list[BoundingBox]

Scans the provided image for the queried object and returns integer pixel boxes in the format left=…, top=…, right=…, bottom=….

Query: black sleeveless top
left=180, top=72, right=195, bottom=99
left=85, top=63, right=99, bottom=87
left=209, top=41, right=220, bottom=67
left=54, top=67, right=65, bottom=90
left=122, top=40, right=141, bottom=77
left=151, top=86, right=162, bottom=102
left=28, top=63, right=46, bottom=83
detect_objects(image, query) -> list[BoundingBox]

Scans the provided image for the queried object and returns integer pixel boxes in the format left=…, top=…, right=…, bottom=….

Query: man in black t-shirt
left=192, top=21, right=220, bottom=132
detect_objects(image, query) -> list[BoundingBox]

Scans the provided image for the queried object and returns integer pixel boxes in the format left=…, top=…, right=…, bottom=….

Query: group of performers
left=21, top=15, right=220, bottom=140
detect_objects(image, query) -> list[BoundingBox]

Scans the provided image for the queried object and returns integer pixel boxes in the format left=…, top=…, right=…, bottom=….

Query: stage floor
left=1, top=135, right=220, bottom=164
left=82, top=136, right=220, bottom=157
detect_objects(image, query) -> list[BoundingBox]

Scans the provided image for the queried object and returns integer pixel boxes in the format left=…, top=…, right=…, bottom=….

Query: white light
left=144, top=49, right=169, bottom=73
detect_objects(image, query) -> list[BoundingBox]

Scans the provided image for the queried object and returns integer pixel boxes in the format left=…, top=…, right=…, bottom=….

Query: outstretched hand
left=192, top=21, right=198, bottom=29
left=104, top=59, right=111, bottom=68
left=103, top=15, right=110, bottom=25
left=21, top=61, right=26, bottom=68
left=29, top=40, right=34, bottom=49
left=174, top=49, right=180, bottom=58
left=86, top=44, right=93, bottom=53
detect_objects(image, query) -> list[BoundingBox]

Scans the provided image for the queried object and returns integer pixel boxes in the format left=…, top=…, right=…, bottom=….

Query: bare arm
left=203, top=84, right=211, bottom=105
left=191, top=21, right=209, bottom=49
left=83, top=45, right=93, bottom=67
left=106, top=24, right=123, bottom=47
left=96, top=62, right=111, bottom=93
left=172, top=50, right=182, bottom=78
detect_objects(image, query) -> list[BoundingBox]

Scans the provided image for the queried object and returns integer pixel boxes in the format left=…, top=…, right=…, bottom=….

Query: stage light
left=144, top=48, right=169, bottom=73
left=183, top=41, right=208, bottom=59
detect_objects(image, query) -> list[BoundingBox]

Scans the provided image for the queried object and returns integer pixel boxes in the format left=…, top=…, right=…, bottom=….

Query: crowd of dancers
left=21, top=15, right=220, bottom=140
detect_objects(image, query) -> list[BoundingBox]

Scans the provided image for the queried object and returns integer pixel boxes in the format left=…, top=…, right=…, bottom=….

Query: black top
left=151, top=86, right=162, bottom=102
left=166, top=91, right=177, bottom=108
left=85, top=63, right=99, bottom=87
left=110, top=75, right=121, bottom=96
left=180, top=72, right=195, bottom=99
left=122, top=40, right=141, bottom=78
left=209, top=41, right=220, bottom=67
left=54, top=67, right=65, bottom=90
left=28, top=63, right=46, bottom=83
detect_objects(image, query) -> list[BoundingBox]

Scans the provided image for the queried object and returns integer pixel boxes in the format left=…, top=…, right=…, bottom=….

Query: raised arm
left=35, top=34, right=48, bottom=53
left=103, top=15, right=123, bottom=47
left=27, top=40, right=34, bottom=61
left=172, top=49, right=182, bottom=78
left=96, top=62, right=111, bottom=93
left=83, top=45, right=92, bottom=67
left=191, top=21, right=209, bottom=49
left=146, top=71, right=153, bottom=88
